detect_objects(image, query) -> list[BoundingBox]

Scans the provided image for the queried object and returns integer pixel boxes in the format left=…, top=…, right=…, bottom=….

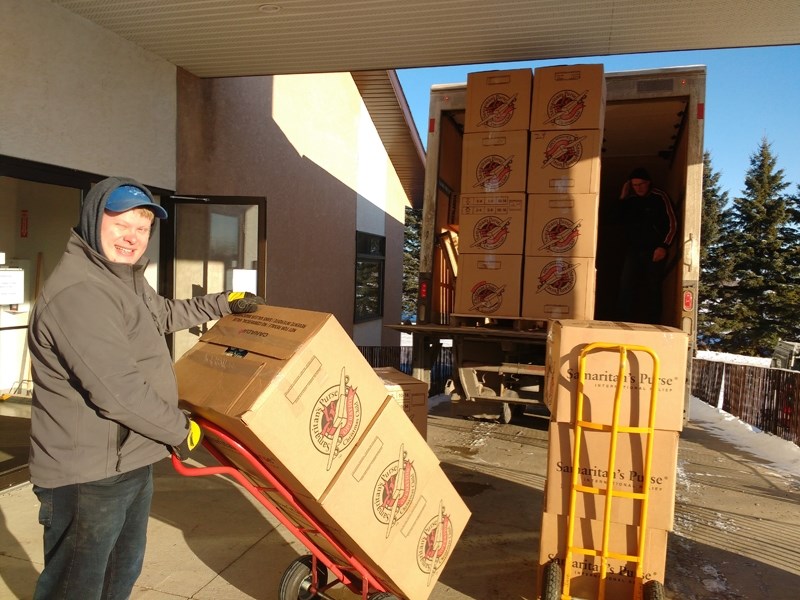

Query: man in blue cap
left=27, top=176, right=265, bottom=599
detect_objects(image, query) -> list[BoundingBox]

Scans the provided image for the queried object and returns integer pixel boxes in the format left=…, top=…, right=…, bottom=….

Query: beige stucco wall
left=177, top=72, right=406, bottom=345
left=0, top=0, right=407, bottom=349
left=0, top=0, right=177, bottom=190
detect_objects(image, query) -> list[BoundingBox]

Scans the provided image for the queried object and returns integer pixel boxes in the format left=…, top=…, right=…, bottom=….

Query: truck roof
left=429, top=64, right=708, bottom=93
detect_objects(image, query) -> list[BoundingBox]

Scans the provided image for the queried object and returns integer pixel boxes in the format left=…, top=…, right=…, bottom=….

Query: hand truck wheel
left=368, top=593, right=400, bottom=599
left=278, top=555, right=329, bottom=600
left=643, top=580, right=666, bottom=600
left=541, top=559, right=562, bottom=600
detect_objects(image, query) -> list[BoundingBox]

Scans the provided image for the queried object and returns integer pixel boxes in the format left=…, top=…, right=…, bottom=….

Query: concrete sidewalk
left=2, top=400, right=800, bottom=600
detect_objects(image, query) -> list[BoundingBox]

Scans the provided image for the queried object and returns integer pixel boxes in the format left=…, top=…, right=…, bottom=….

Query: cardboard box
left=459, top=193, right=526, bottom=255
left=545, top=320, right=689, bottom=431
left=175, top=306, right=394, bottom=503
left=530, top=64, right=606, bottom=131
left=204, top=399, right=470, bottom=600
left=538, top=512, right=667, bottom=600
left=545, top=422, right=679, bottom=530
left=465, top=68, right=533, bottom=133
left=454, top=253, right=523, bottom=318
left=320, top=399, right=470, bottom=600
left=374, top=366, right=429, bottom=439
left=527, top=130, right=601, bottom=194
left=461, top=130, right=529, bottom=193
left=521, top=256, right=595, bottom=320
left=525, top=194, right=599, bottom=257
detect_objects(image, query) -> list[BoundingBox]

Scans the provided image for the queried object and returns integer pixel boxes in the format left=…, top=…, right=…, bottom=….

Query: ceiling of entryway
left=50, top=1, right=800, bottom=206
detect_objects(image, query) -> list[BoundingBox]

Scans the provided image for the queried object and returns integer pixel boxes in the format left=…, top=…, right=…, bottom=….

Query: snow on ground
left=689, top=394, right=800, bottom=477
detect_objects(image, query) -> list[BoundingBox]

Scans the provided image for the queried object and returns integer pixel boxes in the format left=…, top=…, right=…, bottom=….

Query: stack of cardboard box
left=537, top=319, right=688, bottom=599
left=454, top=68, right=533, bottom=318
left=175, top=306, right=470, bottom=600
left=523, top=64, right=605, bottom=320
left=453, top=64, right=605, bottom=322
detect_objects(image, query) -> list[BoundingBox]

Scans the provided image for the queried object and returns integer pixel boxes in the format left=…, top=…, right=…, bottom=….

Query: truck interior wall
left=434, top=186, right=456, bottom=323
left=438, top=112, right=463, bottom=198
left=432, top=111, right=463, bottom=324
left=595, top=99, right=690, bottom=329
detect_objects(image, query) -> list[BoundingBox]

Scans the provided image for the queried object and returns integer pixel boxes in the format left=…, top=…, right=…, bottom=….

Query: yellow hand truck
left=541, top=342, right=666, bottom=600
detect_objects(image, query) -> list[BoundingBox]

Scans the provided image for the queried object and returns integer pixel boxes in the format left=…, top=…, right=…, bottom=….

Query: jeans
left=33, top=465, right=154, bottom=600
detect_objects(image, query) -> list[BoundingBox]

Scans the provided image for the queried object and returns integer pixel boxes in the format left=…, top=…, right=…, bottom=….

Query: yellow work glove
left=173, top=417, right=203, bottom=461
left=227, top=291, right=266, bottom=314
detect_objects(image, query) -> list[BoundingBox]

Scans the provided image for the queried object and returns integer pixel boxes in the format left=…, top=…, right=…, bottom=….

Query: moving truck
left=392, top=66, right=705, bottom=422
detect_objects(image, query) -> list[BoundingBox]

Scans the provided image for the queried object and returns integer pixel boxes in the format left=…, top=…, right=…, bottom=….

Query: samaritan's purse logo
left=373, top=444, right=417, bottom=538
left=469, top=280, right=506, bottom=313
left=543, top=89, right=588, bottom=127
left=537, top=260, right=578, bottom=296
left=416, top=501, right=454, bottom=585
left=541, top=134, right=585, bottom=170
left=310, top=367, right=362, bottom=470
left=473, top=154, right=514, bottom=191
left=539, top=218, right=581, bottom=254
left=477, top=92, right=518, bottom=128
left=471, top=216, right=511, bottom=250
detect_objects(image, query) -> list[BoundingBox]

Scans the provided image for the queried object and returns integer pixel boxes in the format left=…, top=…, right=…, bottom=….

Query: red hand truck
left=172, top=416, right=401, bottom=600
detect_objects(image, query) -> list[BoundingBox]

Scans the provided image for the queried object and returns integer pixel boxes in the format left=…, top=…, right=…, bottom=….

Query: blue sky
left=396, top=45, right=800, bottom=201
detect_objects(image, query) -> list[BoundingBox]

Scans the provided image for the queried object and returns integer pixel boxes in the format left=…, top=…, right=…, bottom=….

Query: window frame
left=354, top=231, right=386, bottom=323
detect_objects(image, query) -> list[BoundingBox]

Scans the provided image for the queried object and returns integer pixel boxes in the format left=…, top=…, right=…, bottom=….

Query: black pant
left=617, top=249, right=665, bottom=324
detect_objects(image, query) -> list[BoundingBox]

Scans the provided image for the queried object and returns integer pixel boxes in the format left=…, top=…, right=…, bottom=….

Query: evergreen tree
left=697, top=151, right=730, bottom=347
left=778, top=183, right=800, bottom=341
left=402, top=206, right=422, bottom=322
left=716, top=138, right=793, bottom=355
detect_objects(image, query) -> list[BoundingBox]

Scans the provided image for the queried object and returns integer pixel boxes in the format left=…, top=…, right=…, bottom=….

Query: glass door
left=159, top=195, right=266, bottom=360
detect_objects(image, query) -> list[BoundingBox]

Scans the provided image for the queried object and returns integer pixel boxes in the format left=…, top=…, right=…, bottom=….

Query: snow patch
left=701, top=565, right=729, bottom=593
left=689, top=396, right=800, bottom=478
left=696, top=350, right=771, bottom=367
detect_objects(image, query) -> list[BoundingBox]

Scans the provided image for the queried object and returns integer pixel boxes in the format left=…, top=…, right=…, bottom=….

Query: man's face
left=100, top=209, right=153, bottom=264
left=631, top=178, right=651, bottom=197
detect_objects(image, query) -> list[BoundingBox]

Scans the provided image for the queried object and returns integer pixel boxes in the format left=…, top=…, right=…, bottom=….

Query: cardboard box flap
left=199, top=306, right=331, bottom=360
left=176, top=343, right=266, bottom=416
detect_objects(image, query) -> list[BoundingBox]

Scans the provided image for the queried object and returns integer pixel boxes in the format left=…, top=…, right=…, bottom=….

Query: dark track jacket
left=28, top=178, right=230, bottom=488
left=618, top=186, right=678, bottom=254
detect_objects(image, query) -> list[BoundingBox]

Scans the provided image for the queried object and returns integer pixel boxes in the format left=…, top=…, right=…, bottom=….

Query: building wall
left=176, top=71, right=406, bottom=345
left=0, top=0, right=177, bottom=191
left=0, top=0, right=407, bottom=354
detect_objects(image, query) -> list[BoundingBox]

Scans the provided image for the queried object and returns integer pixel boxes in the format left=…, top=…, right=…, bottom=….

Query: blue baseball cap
left=105, top=185, right=168, bottom=219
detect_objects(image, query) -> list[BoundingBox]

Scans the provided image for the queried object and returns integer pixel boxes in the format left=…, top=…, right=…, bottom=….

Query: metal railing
left=692, top=359, right=799, bottom=445
left=357, top=345, right=453, bottom=396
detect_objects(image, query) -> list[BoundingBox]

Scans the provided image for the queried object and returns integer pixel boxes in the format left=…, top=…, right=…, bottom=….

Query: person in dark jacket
left=616, top=167, right=677, bottom=324
left=27, top=176, right=265, bottom=600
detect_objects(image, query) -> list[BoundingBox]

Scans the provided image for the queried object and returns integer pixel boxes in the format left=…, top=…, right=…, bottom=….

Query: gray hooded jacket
left=28, top=177, right=230, bottom=488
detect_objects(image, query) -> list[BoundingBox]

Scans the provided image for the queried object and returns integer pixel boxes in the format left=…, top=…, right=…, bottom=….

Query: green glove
left=173, top=417, right=203, bottom=461
left=227, top=291, right=266, bottom=314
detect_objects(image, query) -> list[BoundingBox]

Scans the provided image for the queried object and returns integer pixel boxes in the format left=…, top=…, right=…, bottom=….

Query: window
left=354, top=231, right=385, bottom=322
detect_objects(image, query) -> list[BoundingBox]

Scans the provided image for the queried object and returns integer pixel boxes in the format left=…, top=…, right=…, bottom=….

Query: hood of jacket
left=76, top=176, right=159, bottom=257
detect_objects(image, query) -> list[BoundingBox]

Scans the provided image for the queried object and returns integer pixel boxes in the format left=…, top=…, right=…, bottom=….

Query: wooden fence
left=692, top=359, right=800, bottom=445
left=358, top=346, right=454, bottom=396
